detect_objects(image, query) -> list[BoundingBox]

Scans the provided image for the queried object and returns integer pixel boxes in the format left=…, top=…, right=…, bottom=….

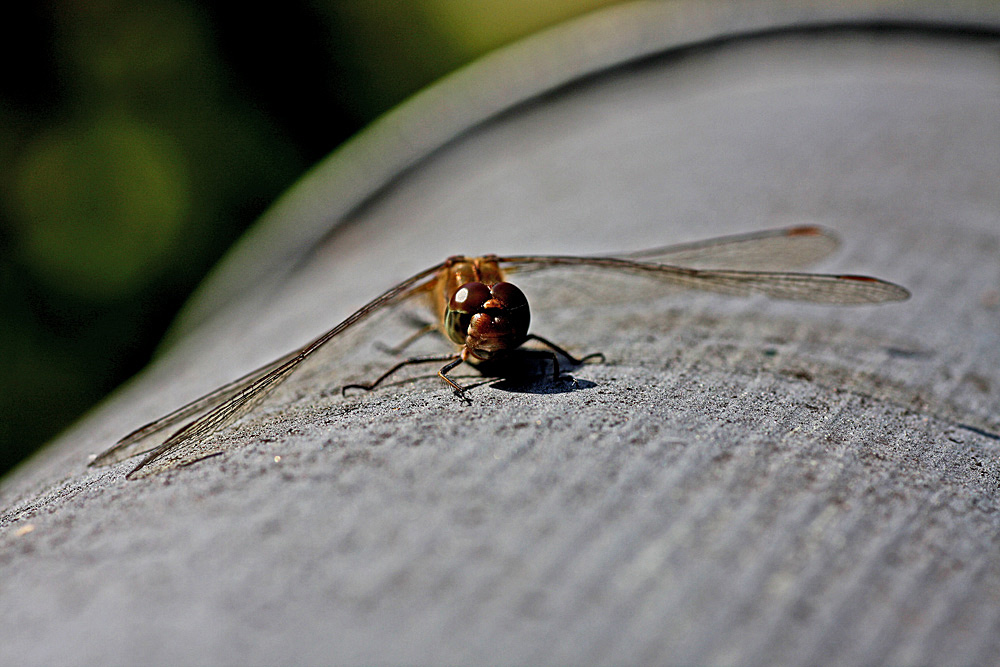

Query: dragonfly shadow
left=489, top=375, right=597, bottom=395
left=341, top=350, right=600, bottom=399
left=475, top=352, right=600, bottom=395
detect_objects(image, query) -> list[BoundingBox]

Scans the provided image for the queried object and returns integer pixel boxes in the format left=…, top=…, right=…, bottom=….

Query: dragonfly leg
left=342, top=353, right=461, bottom=396
left=523, top=333, right=605, bottom=367
left=437, top=355, right=472, bottom=404
left=375, top=322, right=438, bottom=355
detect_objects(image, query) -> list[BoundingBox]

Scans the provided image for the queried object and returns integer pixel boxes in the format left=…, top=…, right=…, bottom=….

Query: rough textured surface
left=2, top=5, right=999, bottom=665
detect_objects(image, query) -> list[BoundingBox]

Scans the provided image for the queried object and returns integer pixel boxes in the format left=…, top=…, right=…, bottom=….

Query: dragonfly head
left=445, top=281, right=530, bottom=360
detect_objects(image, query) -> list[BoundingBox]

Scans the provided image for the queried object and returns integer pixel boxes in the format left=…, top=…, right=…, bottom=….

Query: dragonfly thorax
left=444, top=281, right=530, bottom=359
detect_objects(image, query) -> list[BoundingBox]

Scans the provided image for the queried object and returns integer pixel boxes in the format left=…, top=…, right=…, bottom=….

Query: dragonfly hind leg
left=342, top=352, right=461, bottom=396
left=523, top=334, right=605, bottom=372
left=374, top=322, right=439, bottom=355
left=516, top=348, right=564, bottom=381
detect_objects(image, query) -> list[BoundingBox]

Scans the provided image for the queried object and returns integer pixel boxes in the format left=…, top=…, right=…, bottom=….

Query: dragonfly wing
left=96, top=260, right=446, bottom=479
left=655, top=266, right=911, bottom=304
left=499, top=255, right=909, bottom=305
left=90, top=349, right=300, bottom=467
left=126, top=356, right=304, bottom=478
left=616, top=225, right=841, bottom=270
left=505, top=226, right=841, bottom=276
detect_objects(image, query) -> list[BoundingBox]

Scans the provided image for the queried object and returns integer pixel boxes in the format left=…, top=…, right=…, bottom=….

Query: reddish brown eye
left=444, top=282, right=491, bottom=345
left=448, top=281, right=491, bottom=314
left=488, top=282, right=529, bottom=337
left=489, top=281, right=527, bottom=308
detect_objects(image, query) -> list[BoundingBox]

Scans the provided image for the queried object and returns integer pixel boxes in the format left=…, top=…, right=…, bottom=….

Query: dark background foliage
left=0, top=0, right=615, bottom=477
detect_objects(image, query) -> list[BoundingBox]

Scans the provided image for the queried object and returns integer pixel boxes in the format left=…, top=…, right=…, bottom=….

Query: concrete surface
left=2, top=3, right=999, bottom=665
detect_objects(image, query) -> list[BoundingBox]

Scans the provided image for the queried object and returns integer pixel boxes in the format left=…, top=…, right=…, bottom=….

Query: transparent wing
left=90, top=348, right=301, bottom=468
left=498, top=255, right=910, bottom=305
left=615, top=225, right=840, bottom=270
left=504, top=225, right=842, bottom=277
left=92, top=261, right=446, bottom=479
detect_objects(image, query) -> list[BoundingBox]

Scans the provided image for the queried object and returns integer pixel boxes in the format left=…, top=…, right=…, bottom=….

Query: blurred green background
left=1, top=0, right=619, bottom=477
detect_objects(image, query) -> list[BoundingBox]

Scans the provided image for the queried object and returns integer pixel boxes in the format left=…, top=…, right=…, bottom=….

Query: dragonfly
left=90, top=225, right=909, bottom=478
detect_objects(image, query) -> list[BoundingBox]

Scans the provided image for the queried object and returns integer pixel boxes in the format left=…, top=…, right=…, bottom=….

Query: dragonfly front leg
left=437, top=355, right=473, bottom=404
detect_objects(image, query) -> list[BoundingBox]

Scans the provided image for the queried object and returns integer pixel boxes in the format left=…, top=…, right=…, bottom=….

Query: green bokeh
left=13, top=115, right=190, bottom=298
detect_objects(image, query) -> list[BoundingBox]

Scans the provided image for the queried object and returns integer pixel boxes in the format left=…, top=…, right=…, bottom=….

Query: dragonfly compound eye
left=445, top=281, right=492, bottom=345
